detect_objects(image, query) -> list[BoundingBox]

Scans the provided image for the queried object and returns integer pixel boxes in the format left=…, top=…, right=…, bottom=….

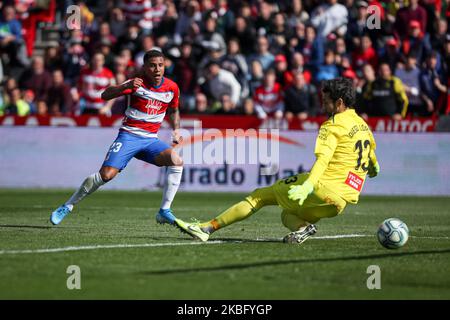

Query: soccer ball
left=377, top=218, right=409, bottom=249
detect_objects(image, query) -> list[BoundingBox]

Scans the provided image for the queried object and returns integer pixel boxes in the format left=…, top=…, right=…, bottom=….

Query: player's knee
left=281, top=211, right=306, bottom=232
left=99, top=168, right=117, bottom=182
left=170, top=152, right=183, bottom=166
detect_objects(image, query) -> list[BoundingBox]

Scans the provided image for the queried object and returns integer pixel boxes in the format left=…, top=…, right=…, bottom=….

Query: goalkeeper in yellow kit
left=175, top=78, right=380, bottom=243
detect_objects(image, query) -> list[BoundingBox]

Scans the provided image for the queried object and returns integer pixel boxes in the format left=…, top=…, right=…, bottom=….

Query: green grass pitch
left=0, top=189, right=449, bottom=299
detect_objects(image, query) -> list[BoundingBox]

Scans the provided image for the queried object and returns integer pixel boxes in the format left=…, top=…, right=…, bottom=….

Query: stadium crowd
left=0, top=0, right=449, bottom=120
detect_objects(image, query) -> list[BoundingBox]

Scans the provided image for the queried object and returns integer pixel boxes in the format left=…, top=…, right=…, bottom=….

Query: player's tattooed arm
left=167, top=107, right=180, bottom=130
left=101, top=78, right=143, bottom=100
left=167, top=107, right=182, bottom=144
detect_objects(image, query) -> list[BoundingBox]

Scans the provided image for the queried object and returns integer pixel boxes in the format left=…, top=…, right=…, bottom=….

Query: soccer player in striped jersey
left=50, top=50, right=183, bottom=226
left=175, top=78, right=380, bottom=243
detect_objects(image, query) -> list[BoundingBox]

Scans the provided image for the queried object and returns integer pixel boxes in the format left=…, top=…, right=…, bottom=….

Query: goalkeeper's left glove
left=288, top=180, right=314, bottom=206
left=368, top=162, right=380, bottom=178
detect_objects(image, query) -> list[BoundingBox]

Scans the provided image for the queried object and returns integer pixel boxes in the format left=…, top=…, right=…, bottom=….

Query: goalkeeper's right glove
left=368, top=162, right=380, bottom=178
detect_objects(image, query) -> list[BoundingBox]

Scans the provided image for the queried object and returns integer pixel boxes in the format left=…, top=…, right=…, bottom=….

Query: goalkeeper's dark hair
left=321, top=77, right=355, bottom=108
left=143, top=49, right=165, bottom=65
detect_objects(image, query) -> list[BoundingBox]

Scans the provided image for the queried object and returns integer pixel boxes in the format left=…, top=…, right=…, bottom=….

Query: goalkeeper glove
left=368, top=162, right=380, bottom=178
left=288, top=180, right=314, bottom=206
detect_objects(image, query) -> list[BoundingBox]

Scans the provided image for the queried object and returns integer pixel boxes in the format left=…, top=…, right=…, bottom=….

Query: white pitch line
left=0, top=241, right=227, bottom=255
left=1, top=234, right=449, bottom=255
left=0, top=234, right=368, bottom=255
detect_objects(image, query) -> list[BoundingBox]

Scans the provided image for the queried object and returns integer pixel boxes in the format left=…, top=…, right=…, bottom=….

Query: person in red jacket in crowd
left=78, top=52, right=116, bottom=115
left=253, top=68, right=284, bottom=121
left=400, top=20, right=431, bottom=62
left=394, top=0, right=428, bottom=39
left=352, top=34, right=378, bottom=71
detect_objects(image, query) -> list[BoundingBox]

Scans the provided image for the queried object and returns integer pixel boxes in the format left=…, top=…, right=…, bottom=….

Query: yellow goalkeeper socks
left=200, top=187, right=278, bottom=234
left=201, top=200, right=255, bottom=234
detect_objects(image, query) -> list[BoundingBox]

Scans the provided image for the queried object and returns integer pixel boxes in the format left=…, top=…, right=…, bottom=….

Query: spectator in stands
left=195, top=12, right=226, bottom=56
left=249, top=59, right=264, bottom=96
left=400, top=20, right=431, bottom=63
left=98, top=38, right=115, bottom=72
left=151, top=0, right=168, bottom=30
left=174, top=0, right=202, bottom=44
left=109, top=8, right=127, bottom=39
left=119, top=48, right=137, bottom=75
left=288, top=52, right=312, bottom=84
left=19, top=56, right=52, bottom=103
left=356, top=63, right=376, bottom=116
left=221, top=37, right=249, bottom=99
left=47, top=69, right=73, bottom=115
left=254, top=1, right=274, bottom=35
left=214, top=94, right=238, bottom=114
left=153, top=1, right=177, bottom=38
left=334, top=36, right=348, bottom=62
left=316, top=49, right=339, bottom=83
left=91, top=21, right=117, bottom=54
left=363, top=62, right=409, bottom=119
left=227, top=16, right=255, bottom=56
left=249, top=35, right=275, bottom=71
left=0, top=5, right=29, bottom=70
left=284, top=71, right=319, bottom=121
left=268, top=12, right=291, bottom=54
left=286, top=0, right=310, bottom=28
left=120, top=0, right=152, bottom=35
left=352, top=34, right=378, bottom=72
left=380, top=37, right=401, bottom=74
left=194, top=92, right=209, bottom=114
left=431, top=18, right=448, bottom=54
left=63, top=39, right=89, bottom=86
left=253, top=68, right=284, bottom=121
left=420, top=51, right=447, bottom=114
left=2, top=88, right=30, bottom=116
left=346, top=1, right=370, bottom=49
left=204, top=60, right=241, bottom=110
left=116, top=22, right=141, bottom=54
left=44, top=45, right=63, bottom=72
left=395, top=53, right=427, bottom=116
left=310, top=0, right=348, bottom=37
left=214, top=0, right=235, bottom=36
left=135, top=35, right=154, bottom=68
left=301, top=25, right=325, bottom=72
left=175, top=41, right=197, bottom=112
left=36, top=100, right=48, bottom=116
left=78, top=52, right=115, bottom=115
left=394, top=0, right=428, bottom=39
left=273, top=54, right=291, bottom=88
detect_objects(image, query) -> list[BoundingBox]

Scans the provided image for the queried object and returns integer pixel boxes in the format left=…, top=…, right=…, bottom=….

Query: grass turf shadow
left=140, top=248, right=450, bottom=275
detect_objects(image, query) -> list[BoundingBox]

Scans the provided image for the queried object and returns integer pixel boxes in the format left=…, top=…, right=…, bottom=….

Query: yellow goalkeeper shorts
left=272, top=173, right=347, bottom=224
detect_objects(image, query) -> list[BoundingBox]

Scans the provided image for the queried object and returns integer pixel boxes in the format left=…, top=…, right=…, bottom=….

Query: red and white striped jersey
left=151, top=3, right=167, bottom=26
left=121, top=0, right=152, bottom=30
left=253, top=83, right=284, bottom=114
left=79, top=67, right=115, bottom=110
left=121, top=77, right=180, bottom=138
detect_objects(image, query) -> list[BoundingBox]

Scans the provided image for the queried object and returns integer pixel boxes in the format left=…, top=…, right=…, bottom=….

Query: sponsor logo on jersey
left=345, top=171, right=364, bottom=191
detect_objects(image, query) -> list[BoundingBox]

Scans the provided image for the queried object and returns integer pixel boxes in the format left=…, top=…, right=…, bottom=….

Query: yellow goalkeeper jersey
left=307, top=109, right=378, bottom=204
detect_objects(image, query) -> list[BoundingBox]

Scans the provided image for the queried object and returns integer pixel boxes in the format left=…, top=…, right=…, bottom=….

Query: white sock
left=65, top=173, right=106, bottom=208
left=160, top=166, right=183, bottom=210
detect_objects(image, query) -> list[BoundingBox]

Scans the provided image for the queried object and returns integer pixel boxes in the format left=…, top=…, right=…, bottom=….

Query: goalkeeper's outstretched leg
left=174, top=186, right=278, bottom=241
left=175, top=173, right=347, bottom=244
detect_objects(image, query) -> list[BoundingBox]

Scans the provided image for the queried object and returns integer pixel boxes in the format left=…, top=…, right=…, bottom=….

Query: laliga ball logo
left=377, top=218, right=409, bottom=249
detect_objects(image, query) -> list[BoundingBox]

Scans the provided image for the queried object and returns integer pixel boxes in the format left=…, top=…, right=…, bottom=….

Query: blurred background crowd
left=0, top=0, right=449, bottom=121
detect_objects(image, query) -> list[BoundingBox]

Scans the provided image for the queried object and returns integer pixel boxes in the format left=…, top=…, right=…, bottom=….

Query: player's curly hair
left=321, top=78, right=355, bottom=108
